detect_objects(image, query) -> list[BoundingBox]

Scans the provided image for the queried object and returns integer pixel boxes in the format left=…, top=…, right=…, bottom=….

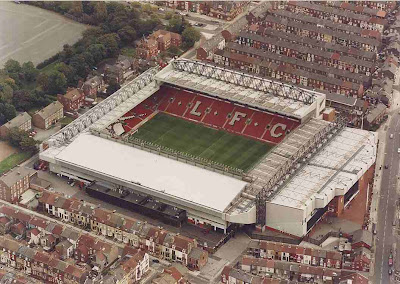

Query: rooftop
left=269, top=127, right=376, bottom=210
left=156, top=59, right=325, bottom=121
left=226, top=121, right=376, bottom=217
left=0, top=166, right=36, bottom=187
left=34, top=101, right=63, bottom=120
left=1, top=112, right=31, bottom=130
left=55, top=134, right=247, bottom=213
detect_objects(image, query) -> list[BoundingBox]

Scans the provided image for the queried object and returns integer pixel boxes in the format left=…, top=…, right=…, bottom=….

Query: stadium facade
left=39, top=59, right=377, bottom=237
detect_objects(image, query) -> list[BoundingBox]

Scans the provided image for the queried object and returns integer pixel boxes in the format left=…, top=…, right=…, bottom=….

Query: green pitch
left=129, top=113, right=272, bottom=171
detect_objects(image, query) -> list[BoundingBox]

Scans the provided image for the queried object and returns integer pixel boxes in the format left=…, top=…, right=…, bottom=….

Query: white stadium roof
left=55, top=134, right=247, bottom=213
left=156, top=59, right=325, bottom=121
left=270, top=127, right=377, bottom=210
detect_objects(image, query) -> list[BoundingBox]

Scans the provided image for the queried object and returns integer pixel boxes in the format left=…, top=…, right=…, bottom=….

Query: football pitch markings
left=130, top=113, right=272, bottom=171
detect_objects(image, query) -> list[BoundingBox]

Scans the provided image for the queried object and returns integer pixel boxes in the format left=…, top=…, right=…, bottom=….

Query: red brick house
left=57, top=88, right=85, bottom=113
left=188, top=247, right=208, bottom=270
left=82, top=76, right=104, bottom=102
left=247, top=240, right=342, bottom=269
left=137, top=30, right=182, bottom=59
left=137, top=38, right=159, bottom=59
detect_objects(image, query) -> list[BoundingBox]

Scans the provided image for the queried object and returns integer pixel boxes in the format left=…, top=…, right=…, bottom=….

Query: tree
left=82, top=1, right=95, bottom=15
left=87, top=44, right=107, bottom=63
left=69, top=1, right=83, bottom=16
left=0, top=102, right=16, bottom=125
left=7, top=128, right=37, bottom=153
left=4, top=59, right=21, bottom=74
left=0, top=83, right=13, bottom=103
left=19, top=136, right=38, bottom=153
left=118, top=26, right=137, bottom=44
left=182, top=26, right=201, bottom=48
left=59, top=44, right=75, bottom=63
left=12, top=90, right=33, bottom=111
left=69, top=54, right=90, bottom=79
left=8, top=128, right=24, bottom=148
left=106, top=79, right=121, bottom=96
left=55, top=62, right=75, bottom=85
left=47, top=71, right=67, bottom=95
left=37, top=73, right=49, bottom=91
left=94, top=2, right=108, bottom=23
left=168, top=16, right=185, bottom=33
left=21, top=62, right=39, bottom=82
left=165, top=12, right=174, bottom=20
left=168, top=45, right=181, bottom=57
left=142, top=3, right=154, bottom=14
left=3, top=77, right=16, bottom=89
left=98, top=33, right=120, bottom=57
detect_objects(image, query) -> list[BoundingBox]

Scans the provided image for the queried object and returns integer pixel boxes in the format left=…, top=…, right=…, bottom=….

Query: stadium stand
left=116, top=85, right=300, bottom=144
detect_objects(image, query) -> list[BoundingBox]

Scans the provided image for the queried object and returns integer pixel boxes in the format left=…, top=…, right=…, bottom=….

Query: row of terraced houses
left=0, top=202, right=150, bottom=283
left=37, top=190, right=208, bottom=271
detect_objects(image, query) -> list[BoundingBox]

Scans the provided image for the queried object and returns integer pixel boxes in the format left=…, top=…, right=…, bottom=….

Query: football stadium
left=39, top=59, right=377, bottom=237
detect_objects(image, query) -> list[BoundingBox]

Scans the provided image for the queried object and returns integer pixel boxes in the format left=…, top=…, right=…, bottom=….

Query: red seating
left=120, top=85, right=301, bottom=144
left=224, top=105, right=255, bottom=134
left=243, top=111, right=275, bottom=140
left=202, top=99, right=234, bottom=128
left=164, top=90, right=194, bottom=117
left=262, top=116, right=300, bottom=144
left=184, top=95, right=215, bottom=122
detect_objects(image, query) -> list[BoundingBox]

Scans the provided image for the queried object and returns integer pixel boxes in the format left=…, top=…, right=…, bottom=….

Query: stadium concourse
left=39, top=59, right=377, bottom=237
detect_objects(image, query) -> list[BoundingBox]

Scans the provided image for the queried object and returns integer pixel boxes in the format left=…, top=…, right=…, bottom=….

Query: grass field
left=130, top=113, right=272, bottom=171
left=0, top=151, right=33, bottom=175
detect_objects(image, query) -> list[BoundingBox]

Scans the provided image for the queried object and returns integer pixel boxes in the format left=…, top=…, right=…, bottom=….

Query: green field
left=0, top=151, right=33, bottom=175
left=129, top=113, right=272, bottom=171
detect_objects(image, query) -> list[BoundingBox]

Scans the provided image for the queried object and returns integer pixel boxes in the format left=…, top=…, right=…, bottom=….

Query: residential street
left=374, top=85, right=400, bottom=284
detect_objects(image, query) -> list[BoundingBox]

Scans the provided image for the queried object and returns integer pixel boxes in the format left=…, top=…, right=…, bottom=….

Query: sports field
left=129, top=113, right=272, bottom=171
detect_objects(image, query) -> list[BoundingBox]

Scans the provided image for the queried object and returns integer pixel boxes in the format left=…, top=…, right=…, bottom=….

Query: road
left=374, top=110, right=400, bottom=284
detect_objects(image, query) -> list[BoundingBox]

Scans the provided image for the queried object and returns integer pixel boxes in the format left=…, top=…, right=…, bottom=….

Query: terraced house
left=0, top=235, right=88, bottom=283
left=214, top=48, right=364, bottom=96
left=247, top=240, right=342, bottom=269
left=258, top=13, right=381, bottom=52
left=236, top=30, right=375, bottom=76
left=0, top=203, right=150, bottom=283
left=38, top=190, right=208, bottom=270
left=286, top=1, right=388, bottom=32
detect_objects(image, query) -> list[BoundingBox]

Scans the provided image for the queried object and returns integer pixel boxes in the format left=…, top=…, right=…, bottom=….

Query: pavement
left=189, top=232, right=251, bottom=284
left=372, top=76, right=400, bottom=284
left=33, top=124, right=61, bottom=142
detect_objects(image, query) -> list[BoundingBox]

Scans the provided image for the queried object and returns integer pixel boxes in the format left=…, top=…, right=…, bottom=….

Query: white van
left=390, top=134, right=394, bottom=139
